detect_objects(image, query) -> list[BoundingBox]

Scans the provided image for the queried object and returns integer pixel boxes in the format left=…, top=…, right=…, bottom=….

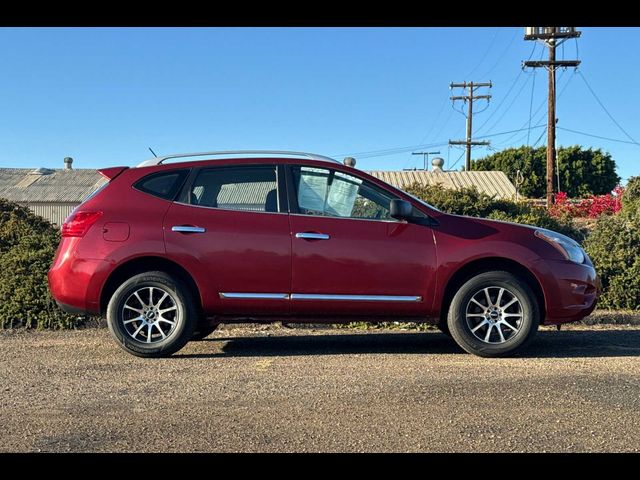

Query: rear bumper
left=532, top=259, right=600, bottom=325
left=55, top=300, right=92, bottom=316
left=48, top=245, right=110, bottom=316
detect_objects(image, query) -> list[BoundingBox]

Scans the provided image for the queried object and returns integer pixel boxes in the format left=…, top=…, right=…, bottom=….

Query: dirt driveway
left=1, top=324, right=640, bottom=452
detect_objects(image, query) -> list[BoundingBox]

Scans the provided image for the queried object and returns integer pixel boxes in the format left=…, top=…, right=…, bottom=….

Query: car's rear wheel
left=191, top=322, right=220, bottom=341
left=107, top=271, right=196, bottom=358
left=447, top=271, right=539, bottom=357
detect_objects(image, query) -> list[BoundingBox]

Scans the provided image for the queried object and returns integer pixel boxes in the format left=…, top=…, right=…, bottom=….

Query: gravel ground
left=1, top=323, right=640, bottom=452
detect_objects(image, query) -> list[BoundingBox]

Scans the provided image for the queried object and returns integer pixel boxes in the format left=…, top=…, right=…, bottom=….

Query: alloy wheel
left=465, top=286, right=523, bottom=344
left=121, top=286, right=179, bottom=344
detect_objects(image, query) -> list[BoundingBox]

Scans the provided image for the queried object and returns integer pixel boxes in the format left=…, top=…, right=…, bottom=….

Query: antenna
left=148, top=147, right=158, bottom=158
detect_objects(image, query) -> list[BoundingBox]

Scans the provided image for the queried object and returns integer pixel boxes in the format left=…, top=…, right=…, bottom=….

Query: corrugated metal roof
left=0, top=168, right=105, bottom=203
left=366, top=170, right=516, bottom=199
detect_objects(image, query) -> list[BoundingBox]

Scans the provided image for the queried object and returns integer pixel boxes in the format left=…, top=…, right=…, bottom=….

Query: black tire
left=447, top=271, right=539, bottom=358
left=191, top=322, right=220, bottom=341
left=107, top=271, right=197, bottom=358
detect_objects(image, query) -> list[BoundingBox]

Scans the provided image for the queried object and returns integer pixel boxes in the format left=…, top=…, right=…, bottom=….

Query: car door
left=287, top=164, right=437, bottom=317
left=163, top=164, right=291, bottom=316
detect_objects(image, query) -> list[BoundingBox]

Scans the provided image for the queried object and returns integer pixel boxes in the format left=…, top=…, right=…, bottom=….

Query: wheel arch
left=438, top=257, right=546, bottom=326
left=100, top=256, right=202, bottom=316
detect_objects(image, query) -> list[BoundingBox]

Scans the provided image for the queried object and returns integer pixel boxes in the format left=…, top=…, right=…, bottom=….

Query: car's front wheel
left=107, top=271, right=196, bottom=358
left=447, top=271, right=539, bottom=357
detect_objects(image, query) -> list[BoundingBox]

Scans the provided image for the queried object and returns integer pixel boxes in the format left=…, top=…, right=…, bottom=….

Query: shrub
left=622, top=177, right=640, bottom=208
left=550, top=188, right=623, bottom=219
left=404, top=183, right=584, bottom=242
left=581, top=178, right=640, bottom=310
left=584, top=215, right=640, bottom=310
left=0, top=199, right=83, bottom=329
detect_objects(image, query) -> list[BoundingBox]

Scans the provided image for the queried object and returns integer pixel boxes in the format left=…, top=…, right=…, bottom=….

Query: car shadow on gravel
left=177, top=329, right=640, bottom=359
left=524, top=329, right=640, bottom=358
left=181, top=331, right=464, bottom=357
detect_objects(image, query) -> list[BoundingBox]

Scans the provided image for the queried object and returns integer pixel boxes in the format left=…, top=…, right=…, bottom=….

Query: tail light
left=61, top=211, right=103, bottom=237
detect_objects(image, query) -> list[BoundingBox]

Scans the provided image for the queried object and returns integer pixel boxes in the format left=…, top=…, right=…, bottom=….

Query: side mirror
left=390, top=199, right=412, bottom=220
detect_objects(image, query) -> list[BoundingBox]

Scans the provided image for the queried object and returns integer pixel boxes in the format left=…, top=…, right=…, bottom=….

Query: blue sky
left=0, top=27, right=638, bottom=183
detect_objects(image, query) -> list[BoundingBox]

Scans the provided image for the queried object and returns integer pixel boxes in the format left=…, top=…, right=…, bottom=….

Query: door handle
left=171, top=225, right=206, bottom=233
left=295, top=232, right=330, bottom=240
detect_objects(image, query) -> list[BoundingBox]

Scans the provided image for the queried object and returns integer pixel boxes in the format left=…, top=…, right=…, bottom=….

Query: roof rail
left=136, top=150, right=341, bottom=168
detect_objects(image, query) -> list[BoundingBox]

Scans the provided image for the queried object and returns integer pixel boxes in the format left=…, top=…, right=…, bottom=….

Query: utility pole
left=523, top=27, right=581, bottom=207
left=449, top=81, right=492, bottom=171
left=412, top=151, right=440, bottom=170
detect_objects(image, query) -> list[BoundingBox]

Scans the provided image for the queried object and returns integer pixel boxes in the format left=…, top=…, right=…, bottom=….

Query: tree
left=471, top=145, right=620, bottom=198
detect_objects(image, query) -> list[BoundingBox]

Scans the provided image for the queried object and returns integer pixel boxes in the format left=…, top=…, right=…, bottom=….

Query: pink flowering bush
left=550, top=187, right=624, bottom=219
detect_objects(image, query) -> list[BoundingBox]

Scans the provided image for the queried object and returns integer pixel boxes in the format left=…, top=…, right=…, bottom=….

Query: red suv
left=48, top=151, right=599, bottom=358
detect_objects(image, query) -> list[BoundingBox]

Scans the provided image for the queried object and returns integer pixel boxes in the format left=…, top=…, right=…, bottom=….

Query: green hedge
left=0, top=199, right=83, bottom=329
left=584, top=177, right=640, bottom=310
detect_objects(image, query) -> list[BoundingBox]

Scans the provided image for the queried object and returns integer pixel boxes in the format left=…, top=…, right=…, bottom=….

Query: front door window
left=291, top=166, right=393, bottom=221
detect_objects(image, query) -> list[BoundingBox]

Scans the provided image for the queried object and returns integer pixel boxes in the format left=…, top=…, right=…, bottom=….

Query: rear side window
left=134, top=170, right=189, bottom=200
left=185, top=166, right=278, bottom=213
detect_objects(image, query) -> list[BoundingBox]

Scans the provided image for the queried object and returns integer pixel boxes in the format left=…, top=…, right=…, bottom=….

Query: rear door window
left=184, top=165, right=279, bottom=213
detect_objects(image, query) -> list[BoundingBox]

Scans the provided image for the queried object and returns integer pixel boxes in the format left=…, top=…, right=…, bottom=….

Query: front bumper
left=532, top=258, right=600, bottom=325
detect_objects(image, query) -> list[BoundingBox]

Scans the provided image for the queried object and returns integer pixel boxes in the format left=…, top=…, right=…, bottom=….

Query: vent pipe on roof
left=431, top=157, right=445, bottom=172
left=64, top=157, right=73, bottom=170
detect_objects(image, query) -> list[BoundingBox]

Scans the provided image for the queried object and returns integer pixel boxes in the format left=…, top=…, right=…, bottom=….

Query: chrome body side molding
left=219, top=293, right=422, bottom=302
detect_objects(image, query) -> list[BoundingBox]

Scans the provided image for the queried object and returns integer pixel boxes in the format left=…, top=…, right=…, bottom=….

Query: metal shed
left=366, top=170, right=516, bottom=200
left=0, top=167, right=106, bottom=226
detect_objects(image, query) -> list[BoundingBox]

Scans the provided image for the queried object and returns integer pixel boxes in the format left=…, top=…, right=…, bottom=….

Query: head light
left=534, top=229, right=585, bottom=264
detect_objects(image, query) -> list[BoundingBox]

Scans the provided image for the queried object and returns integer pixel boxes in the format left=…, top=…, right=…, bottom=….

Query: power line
left=490, top=69, right=571, bottom=148
left=527, top=42, right=538, bottom=62
left=484, top=59, right=569, bottom=139
left=476, top=124, right=545, bottom=140
left=526, top=69, right=537, bottom=148
left=531, top=126, right=548, bottom=147
left=557, top=126, right=640, bottom=146
left=430, top=106, right=456, bottom=145
left=416, top=95, right=448, bottom=145
left=577, top=70, right=640, bottom=145
left=479, top=27, right=519, bottom=80
left=475, top=69, right=525, bottom=134
left=466, top=28, right=501, bottom=78
left=449, top=149, right=467, bottom=171
left=481, top=72, right=533, bottom=134
left=338, top=141, right=446, bottom=158
left=334, top=125, right=546, bottom=160
left=357, top=142, right=451, bottom=159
